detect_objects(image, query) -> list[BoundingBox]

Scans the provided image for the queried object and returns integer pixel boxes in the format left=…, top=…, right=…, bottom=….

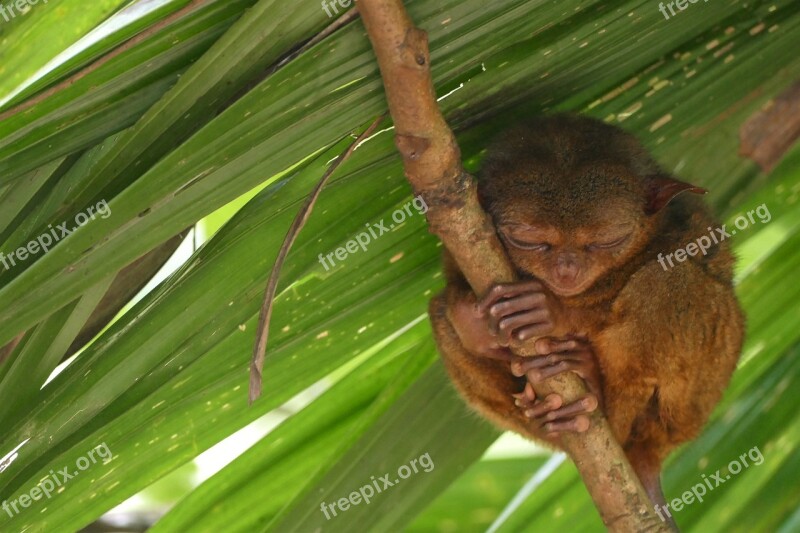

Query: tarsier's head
left=478, top=115, right=705, bottom=298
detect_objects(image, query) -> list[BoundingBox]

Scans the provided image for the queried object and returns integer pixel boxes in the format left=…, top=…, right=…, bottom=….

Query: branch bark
left=356, top=0, right=672, bottom=530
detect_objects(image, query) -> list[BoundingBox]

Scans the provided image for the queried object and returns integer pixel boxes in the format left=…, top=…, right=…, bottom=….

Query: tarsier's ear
left=645, top=175, right=707, bottom=214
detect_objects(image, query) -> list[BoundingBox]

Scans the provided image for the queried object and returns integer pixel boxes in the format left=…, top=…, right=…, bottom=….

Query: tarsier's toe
left=511, top=382, right=537, bottom=407
left=521, top=393, right=562, bottom=417
left=542, top=415, right=591, bottom=434
left=523, top=393, right=599, bottom=436
left=534, top=337, right=583, bottom=355
left=510, top=354, right=566, bottom=377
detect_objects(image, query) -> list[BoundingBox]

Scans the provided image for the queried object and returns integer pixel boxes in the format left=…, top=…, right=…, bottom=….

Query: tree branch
left=356, top=0, right=672, bottom=530
left=249, top=115, right=385, bottom=404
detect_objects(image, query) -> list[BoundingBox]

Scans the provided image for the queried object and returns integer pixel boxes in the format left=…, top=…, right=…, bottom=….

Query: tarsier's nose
left=555, top=253, right=580, bottom=282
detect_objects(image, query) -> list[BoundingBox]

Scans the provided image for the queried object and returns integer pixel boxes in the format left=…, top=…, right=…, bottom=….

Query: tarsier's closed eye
left=498, top=224, right=553, bottom=251
left=586, top=233, right=630, bottom=251
left=504, top=235, right=551, bottom=251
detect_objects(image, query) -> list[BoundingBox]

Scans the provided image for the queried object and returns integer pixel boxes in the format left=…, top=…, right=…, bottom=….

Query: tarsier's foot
left=510, top=336, right=603, bottom=438
left=513, top=383, right=598, bottom=438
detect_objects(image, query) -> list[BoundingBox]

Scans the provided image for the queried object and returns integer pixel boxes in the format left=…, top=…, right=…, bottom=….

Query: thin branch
left=356, top=0, right=672, bottom=530
left=0, top=0, right=208, bottom=121
left=249, top=114, right=386, bottom=404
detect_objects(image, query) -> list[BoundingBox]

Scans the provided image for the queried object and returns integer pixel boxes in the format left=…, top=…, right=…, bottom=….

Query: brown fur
left=430, top=114, right=744, bottom=502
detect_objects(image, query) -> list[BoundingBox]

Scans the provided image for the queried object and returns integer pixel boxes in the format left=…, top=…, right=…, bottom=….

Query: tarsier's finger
left=484, top=295, right=545, bottom=336
left=495, top=309, right=550, bottom=343
left=487, top=292, right=546, bottom=320
left=534, top=337, right=581, bottom=355
left=478, top=281, right=545, bottom=313
left=525, top=359, right=589, bottom=383
left=512, top=320, right=555, bottom=341
left=510, top=352, right=574, bottom=377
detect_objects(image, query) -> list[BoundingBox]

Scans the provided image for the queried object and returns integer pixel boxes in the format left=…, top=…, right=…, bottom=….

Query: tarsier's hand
left=449, top=291, right=511, bottom=361
left=510, top=336, right=603, bottom=439
left=480, top=280, right=556, bottom=346
left=450, top=280, right=555, bottom=361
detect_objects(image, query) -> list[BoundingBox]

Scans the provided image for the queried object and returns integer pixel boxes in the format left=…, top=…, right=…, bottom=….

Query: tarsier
left=429, top=114, right=744, bottom=518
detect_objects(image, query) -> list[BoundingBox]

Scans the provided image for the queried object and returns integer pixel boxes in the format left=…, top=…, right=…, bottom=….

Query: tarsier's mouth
left=543, top=278, right=594, bottom=298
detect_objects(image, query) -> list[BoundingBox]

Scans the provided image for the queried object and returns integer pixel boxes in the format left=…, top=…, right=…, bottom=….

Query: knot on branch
left=398, top=27, right=430, bottom=68
left=396, top=134, right=431, bottom=161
